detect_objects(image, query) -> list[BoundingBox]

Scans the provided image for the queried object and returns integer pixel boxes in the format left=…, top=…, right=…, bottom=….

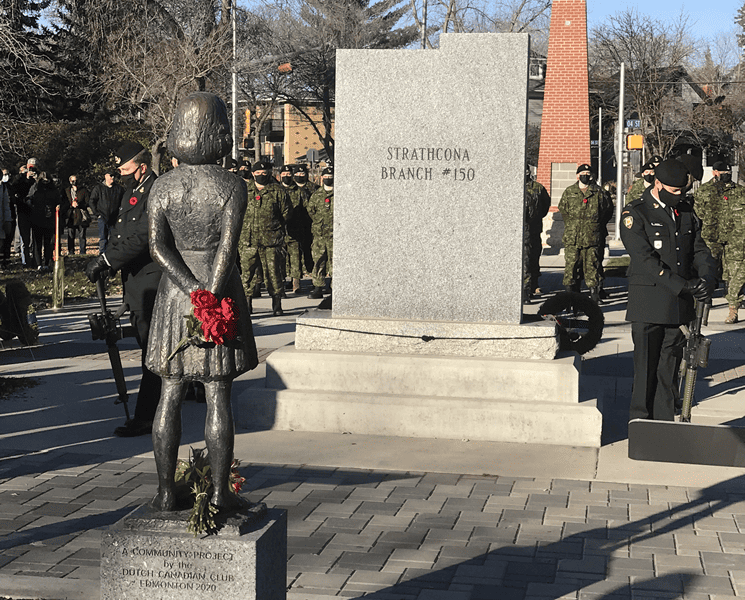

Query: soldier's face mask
left=578, top=174, right=592, bottom=186
left=643, top=173, right=655, bottom=183
left=253, top=172, right=271, bottom=186
left=294, top=174, right=307, bottom=184
left=281, top=175, right=293, bottom=186
left=659, top=187, right=682, bottom=207
left=718, top=173, right=732, bottom=183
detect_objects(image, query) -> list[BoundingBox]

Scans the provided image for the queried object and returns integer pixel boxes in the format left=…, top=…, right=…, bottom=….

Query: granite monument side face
left=101, top=506, right=286, bottom=600
left=334, top=33, right=530, bottom=324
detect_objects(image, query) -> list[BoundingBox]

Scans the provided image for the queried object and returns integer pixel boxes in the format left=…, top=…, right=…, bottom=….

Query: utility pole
left=615, top=62, right=625, bottom=241
left=232, top=0, right=238, bottom=162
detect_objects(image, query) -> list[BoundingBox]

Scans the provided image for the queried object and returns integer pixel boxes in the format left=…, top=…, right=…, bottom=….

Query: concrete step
left=264, top=346, right=581, bottom=404
left=235, top=388, right=602, bottom=447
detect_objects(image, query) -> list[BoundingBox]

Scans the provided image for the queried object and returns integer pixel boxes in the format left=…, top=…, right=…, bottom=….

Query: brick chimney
left=537, top=0, right=591, bottom=198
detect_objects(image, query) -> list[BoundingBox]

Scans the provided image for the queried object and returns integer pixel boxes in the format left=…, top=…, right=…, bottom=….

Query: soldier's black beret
left=251, top=160, right=272, bottom=172
left=713, top=161, right=731, bottom=172
left=322, top=166, right=333, bottom=176
left=655, top=159, right=689, bottom=188
left=650, top=155, right=663, bottom=165
left=295, top=164, right=309, bottom=175
left=576, top=163, right=592, bottom=174
left=114, top=141, right=145, bottom=166
left=641, top=161, right=654, bottom=172
left=677, top=154, right=703, bottom=181
left=279, top=164, right=293, bottom=174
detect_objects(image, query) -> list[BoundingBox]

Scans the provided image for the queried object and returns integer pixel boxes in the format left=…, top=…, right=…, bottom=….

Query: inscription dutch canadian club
left=118, top=546, right=235, bottom=591
left=381, top=146, right=475, bottom=181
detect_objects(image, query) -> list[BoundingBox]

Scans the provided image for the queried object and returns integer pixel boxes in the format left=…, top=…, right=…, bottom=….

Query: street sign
left=626, top=119, right=641, bottom=129
left=590, top=140, right=599, bottom=146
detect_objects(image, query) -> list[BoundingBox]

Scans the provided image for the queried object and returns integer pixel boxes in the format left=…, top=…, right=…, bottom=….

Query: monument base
left=236, top=344, right=602, bottom=447
left=101, top=505, right=286, bottom=600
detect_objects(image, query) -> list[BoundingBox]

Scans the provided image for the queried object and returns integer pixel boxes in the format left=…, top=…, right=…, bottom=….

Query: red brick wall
left=537, top=0, right=591, bottom=194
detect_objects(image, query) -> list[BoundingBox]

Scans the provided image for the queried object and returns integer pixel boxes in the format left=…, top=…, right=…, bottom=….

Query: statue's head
left=168, top=92, right=232, bottom=165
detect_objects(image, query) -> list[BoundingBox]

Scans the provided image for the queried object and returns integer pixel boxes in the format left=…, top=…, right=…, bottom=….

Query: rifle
left=678, top=299, right=711, bottom=423
left=88, top=276, right=136, bottom=421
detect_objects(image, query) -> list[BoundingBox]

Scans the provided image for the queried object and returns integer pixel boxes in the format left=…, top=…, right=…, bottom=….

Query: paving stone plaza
left=3, top=253, right=745, bottom=599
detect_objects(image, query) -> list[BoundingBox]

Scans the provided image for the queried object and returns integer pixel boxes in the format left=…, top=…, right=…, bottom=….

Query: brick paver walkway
left=3, top=448, right=745, bottom=599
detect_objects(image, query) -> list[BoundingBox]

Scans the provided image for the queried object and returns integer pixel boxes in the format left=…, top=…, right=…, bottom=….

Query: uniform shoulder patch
left=624, top=215, right=634, bottom=229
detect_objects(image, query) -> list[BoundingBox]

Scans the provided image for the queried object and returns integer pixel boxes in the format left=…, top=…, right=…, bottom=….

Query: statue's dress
left=145, top=164, right=258, bottom=381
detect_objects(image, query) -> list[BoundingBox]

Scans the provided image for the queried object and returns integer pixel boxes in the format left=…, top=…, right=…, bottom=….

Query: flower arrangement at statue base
left=174, top=447, right=246, bottom=536
left=168, top=289, right=240, bottom=361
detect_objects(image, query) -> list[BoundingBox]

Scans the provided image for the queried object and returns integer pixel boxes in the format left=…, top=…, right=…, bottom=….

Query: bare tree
left=408, top=0, right=550, bottom=51
left=59, top=0, right=234, bottom=172
left=590, top=8, right=697, bottom=159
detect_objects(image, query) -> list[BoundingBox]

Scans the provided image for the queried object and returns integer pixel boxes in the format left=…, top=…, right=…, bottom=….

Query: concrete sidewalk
left=2, top=263, right=745, bottom=600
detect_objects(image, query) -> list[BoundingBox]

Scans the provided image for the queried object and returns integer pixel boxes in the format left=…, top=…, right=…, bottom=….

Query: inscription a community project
left=381, top=146, right=475, bottom=181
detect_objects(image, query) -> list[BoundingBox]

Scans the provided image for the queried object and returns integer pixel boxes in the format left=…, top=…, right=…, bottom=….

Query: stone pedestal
left=101, top=505, right=286, bottom=600
left=235, top=33, right=602, bottom=448
left=235, top=313, right=602, bottom=448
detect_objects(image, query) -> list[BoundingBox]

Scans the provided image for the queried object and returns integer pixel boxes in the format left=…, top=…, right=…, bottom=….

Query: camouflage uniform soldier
left=239, top=160, right=292, bottom=316
left=626, top=161, right=657, bottom=205
left=558, top=163, right=614, bottom=302
left=307, top=166, right=334, bottom=299
left=716, top=169, right=745, bottom=323
left=694, top=161, right=732, bottom=282
left=279, top=164, right=302, bottom=293
left=523, top=169, right=550, bottom=301
left=292, top=164, right=318, bottom=276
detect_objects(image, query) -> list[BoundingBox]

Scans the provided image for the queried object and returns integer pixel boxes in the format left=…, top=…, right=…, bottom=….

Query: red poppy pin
left=325, top=197, right=330, bottom=204
left=725, top=196, right=729, bottom=201
left=129, top=196, right=138, bottom=206
left=255, top=195, right=261, bottom=201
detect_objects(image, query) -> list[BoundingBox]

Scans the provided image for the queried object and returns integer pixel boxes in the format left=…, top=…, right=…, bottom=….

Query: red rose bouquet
left=168, top=289, right=239, bottom=361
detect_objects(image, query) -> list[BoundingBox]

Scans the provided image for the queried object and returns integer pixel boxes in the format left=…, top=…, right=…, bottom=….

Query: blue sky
left=586, top=0, right=743, bottom=43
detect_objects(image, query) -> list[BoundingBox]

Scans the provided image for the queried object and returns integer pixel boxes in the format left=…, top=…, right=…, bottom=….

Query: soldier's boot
left=292, top=278, right=301, bottom=294
left=251, top=284, right=261, bottom=298
left=272, top=295, right=284, bottom=317
left=725, top=305, right=739, bottom=324
left=590, top=287, right=602, bottom=304
left=308, top=286, right=324, bottom=299
left=247, top=297, right=253, bottom=315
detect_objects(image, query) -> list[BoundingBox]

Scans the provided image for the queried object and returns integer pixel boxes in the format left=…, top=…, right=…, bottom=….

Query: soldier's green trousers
left=285, top=238, right=303, bottom=280
left=311, top=236, right=333, bottom=288
left=725, top=255, right=745, bottom=306
left=563, top=245, right=600, bottom=288
left=241, top=245, right=284, bottom=297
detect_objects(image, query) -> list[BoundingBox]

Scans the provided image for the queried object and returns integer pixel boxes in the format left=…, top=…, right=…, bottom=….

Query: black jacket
left=90, top=182, right=124, bottom=226
left=621, top=188, right=716, bottom=325
left=104, top=168, right=161, bottom=313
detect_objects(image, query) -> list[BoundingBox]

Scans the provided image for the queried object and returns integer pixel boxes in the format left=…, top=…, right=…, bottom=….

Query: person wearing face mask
left=84, top=141, right=163, bottom=437
left=88, top=171, right=124, bottom=254
left=626, top=161, right=657, bottom=205
left=279, top=165, right=304, bottom=294
left=620, top=159, right=717, bottom=421
left=64, top=174, right=91, bottom=255
left=11, top=159, right=38, bottom=268
left=710, top=164, right=745, bottom=323
left=238, top=160, right=292, bottom=316
left=292, top=164, right=318, bottom=278
left=694, top=161, right=734, bottom=287
left=0, top=168, right=14, bottom=267
left=306, top=166, right=334, bottom=300
left=523, top=166, right=550, bottom=302
left=558, top=164, right=614, bottom=303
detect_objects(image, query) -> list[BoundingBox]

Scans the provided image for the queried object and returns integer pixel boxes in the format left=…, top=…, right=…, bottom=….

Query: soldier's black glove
left=683, top=278, right=713, bottom=301
left=85, top=254, right=109, bottom=283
